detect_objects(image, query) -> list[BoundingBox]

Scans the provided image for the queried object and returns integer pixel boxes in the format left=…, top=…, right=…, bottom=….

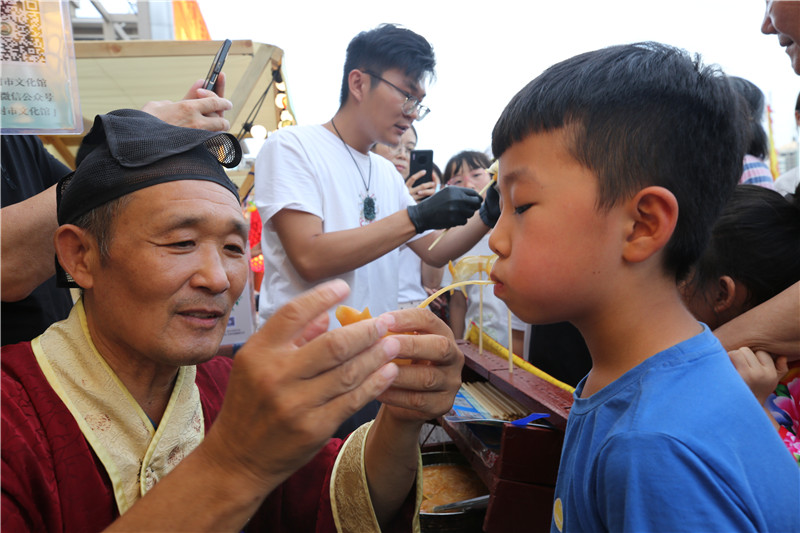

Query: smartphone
left=203, top=39, right=232, bottom=94
left=409, top=149, right=434, bottom=187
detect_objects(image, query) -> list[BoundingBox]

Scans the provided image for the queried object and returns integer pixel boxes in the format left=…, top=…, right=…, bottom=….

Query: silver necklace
left=331, top=118, right=376, bottom=222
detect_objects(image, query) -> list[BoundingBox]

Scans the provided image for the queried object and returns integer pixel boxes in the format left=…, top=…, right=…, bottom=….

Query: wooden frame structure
left=40, top=39, right=291, bottom=189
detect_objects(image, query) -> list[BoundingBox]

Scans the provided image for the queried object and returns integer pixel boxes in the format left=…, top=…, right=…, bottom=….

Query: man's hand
left=729, top=346, right=788, bottom=405
left=378, top=307, right=464, bottom=424
left=363, top=308, right=464, bottom=526
left=200, top=279, right=401, bottom=493
left=141, top=74, right=232, bottom=132
left=407, top=186, right=482, bottom=233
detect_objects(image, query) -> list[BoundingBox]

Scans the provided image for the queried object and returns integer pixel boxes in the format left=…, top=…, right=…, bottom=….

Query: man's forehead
left=130, top=179, right=240, bottom=203
left=126, top=181, right=245, bottom=227
left=385, top=67, right=426, bottom=97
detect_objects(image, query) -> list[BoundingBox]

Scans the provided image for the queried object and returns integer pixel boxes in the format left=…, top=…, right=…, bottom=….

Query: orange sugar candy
left=335, top=305, right=415, bottom=365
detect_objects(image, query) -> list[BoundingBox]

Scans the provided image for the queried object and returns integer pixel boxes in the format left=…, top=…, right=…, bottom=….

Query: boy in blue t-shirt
left=487, top=42, right=800, bottom=532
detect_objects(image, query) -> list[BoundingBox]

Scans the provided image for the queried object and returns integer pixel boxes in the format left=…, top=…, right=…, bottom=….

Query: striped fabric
left=740, top=154, right=775, bottom=189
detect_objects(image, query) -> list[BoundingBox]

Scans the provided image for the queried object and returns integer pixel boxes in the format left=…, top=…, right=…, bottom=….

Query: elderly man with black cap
left=1, top=110, right=463, bottom=532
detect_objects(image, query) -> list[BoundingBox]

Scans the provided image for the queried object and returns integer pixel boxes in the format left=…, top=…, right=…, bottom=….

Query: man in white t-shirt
left=255, top=24, right=497, bottom=329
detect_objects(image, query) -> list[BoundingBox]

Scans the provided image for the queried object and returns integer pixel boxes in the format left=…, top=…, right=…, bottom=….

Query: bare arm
left=449, top=290, right=467, bottom=339
left=512, top=328, right=525, bottom=358
left=713, top=281, right=800, bottom=361
left=421, top=260, right=444, bottom=290
left=271, top=208, right=418, bottom=281
left=0, top=184, right=59, bottom=301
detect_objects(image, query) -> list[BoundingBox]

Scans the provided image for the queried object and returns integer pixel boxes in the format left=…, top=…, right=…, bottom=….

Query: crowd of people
left=1, top=1, right=799, bottom=531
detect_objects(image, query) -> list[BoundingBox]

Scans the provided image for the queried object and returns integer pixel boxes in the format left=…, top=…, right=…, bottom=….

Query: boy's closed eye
left=514, top=204, right=532, bottom=215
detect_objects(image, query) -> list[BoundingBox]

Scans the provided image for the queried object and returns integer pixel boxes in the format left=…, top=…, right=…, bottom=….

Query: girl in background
left=680, top=184, right=800, bottom=464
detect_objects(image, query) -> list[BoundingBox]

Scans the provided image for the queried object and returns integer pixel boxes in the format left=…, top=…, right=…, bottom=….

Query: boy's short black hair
left=492, top=42, right=747, bottom=281
left=339, top=23, right=436, bottom=106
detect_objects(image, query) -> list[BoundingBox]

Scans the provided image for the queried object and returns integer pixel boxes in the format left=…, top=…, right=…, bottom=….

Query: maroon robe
left=1, top=342, right=415, bottom=532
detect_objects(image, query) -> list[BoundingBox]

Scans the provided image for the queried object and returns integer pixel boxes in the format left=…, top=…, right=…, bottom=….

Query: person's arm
left=105, top=280, right=400, bottom=531
left=449, top=290, right=467, bottom=339
left=421, top=260, right=444, bottom=290
left=270, top=208, right=418, bottom=281
left=0, top=183, right=60, bottom=302
left=512, top=328, right=525, bottom=358
left=364, top=307, right=464, bottom=528
left=270, top=186, right=483, bottom=282
left=713, top=281, right=800, bottom=361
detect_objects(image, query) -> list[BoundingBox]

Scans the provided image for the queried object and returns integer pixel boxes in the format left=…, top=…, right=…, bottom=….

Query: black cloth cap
left=57, top=109, right=241, bottom=225
left=55, top=109, right=242, bottom=287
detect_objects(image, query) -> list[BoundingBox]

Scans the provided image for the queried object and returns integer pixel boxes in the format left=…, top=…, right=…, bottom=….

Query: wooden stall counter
left=438, top=340, right=574, bottom=532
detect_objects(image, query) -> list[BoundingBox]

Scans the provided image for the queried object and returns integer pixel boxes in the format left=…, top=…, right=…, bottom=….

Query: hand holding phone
left=409, top=149, right=434, bottom=188
left=204, top=39, right=232, bottom=94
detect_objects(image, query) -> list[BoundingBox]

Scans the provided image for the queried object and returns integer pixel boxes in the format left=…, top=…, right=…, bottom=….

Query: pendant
left=362, top=195, right=376, bottom=222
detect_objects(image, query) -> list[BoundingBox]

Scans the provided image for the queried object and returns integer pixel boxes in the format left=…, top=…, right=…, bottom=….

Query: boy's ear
left=622, top=186, right=678, bottom=264
left=54, top=225, right=97, bottom=289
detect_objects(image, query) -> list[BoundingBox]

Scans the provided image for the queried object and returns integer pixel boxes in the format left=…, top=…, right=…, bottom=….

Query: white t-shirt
left=254, top=124, right=424, bottom=328
left=397, top=244, right=428, bottom=306
left=774, top=166, right=799, bottom=197
left=442, top=233, right=526, bottom=346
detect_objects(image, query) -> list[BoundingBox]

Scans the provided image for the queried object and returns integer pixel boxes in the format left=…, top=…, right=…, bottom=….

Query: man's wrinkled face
left=84, top=180, right=249, bottom=368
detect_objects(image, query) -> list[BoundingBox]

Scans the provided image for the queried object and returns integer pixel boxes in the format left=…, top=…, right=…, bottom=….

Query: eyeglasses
left=363, top=70, right=430, bottom=120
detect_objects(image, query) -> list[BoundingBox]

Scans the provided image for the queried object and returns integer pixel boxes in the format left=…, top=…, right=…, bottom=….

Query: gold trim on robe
left=32, top=298, right=204, bottom=515
left=330, top=421, right=423, bottom=533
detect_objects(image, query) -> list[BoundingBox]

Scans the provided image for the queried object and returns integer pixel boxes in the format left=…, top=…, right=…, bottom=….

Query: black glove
left=479, top=182, right=501, bottom=228
left=407, top=186, right=482, bottom=233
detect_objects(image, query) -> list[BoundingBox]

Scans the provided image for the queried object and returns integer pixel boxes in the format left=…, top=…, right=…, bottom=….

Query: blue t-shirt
left=551, top=326, right=800, bottom=532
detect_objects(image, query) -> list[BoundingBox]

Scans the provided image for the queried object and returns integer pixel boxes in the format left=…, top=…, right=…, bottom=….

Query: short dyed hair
left=339, top=23, right=436, bottom=106
left=492, top=42, right=747, bottom=280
